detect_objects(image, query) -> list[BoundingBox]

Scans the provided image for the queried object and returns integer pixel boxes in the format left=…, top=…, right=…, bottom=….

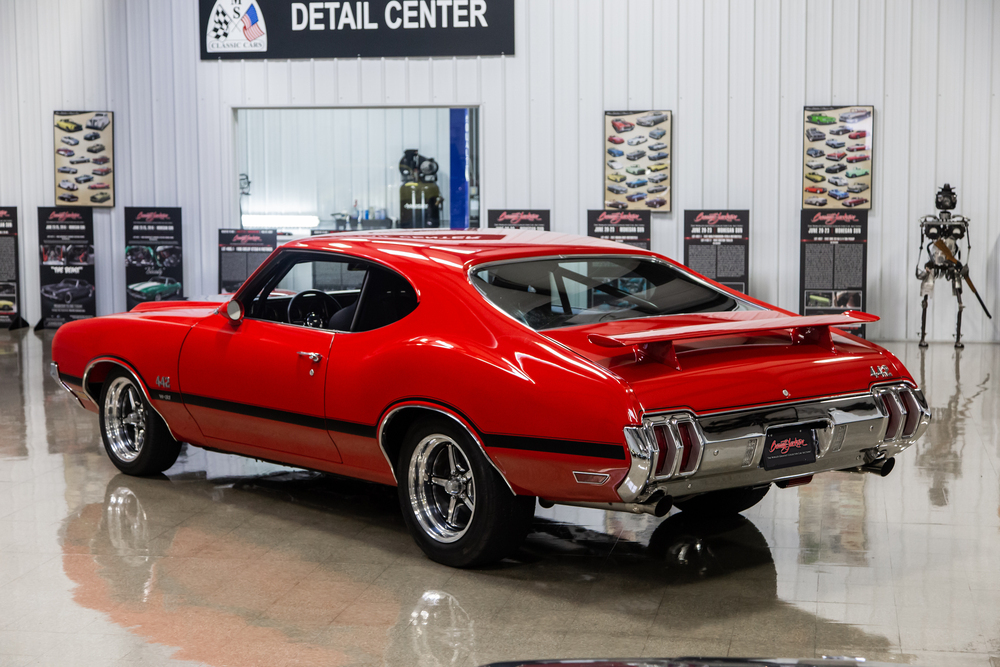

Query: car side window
left=240, top=251, right=417, bottom=332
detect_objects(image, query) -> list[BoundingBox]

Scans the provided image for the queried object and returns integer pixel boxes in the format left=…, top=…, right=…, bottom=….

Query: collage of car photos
left=802, top=105, right=873, bottom=209
left=53, top=111, right=115, bottom=207
left=605, top=110, right=672, bottom=211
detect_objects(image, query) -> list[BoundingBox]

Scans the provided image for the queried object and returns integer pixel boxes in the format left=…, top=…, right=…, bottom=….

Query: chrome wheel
left=103, top=376, right=146, bottom=463
left=408, top=435, right=476, bottom=543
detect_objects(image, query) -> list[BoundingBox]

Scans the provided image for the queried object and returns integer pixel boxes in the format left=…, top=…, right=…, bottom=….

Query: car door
left=178, top=249, right=347, bottom=464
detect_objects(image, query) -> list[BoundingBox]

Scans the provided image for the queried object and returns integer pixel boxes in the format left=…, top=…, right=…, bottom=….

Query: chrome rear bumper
left=618, top=383, right=931, bottom=503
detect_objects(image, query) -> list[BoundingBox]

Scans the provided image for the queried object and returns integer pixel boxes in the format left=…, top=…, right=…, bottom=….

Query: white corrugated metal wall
left=1, top=0, right=998, bottom=343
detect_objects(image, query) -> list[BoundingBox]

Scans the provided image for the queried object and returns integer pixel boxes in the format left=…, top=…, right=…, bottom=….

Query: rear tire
left=674, top=484, right=771, bottom=517
left=98, top=368, right=181, bottom=476
left=396, top=418, right=535, bottom=568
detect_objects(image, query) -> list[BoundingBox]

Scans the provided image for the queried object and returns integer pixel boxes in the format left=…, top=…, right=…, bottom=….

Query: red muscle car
left=50, top=231, right=929, bottom=568
left=611, top=118, right=634, bottom=133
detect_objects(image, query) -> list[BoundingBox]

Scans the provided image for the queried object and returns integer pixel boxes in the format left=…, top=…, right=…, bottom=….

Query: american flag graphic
left=242, top=5, right=264, bottom=42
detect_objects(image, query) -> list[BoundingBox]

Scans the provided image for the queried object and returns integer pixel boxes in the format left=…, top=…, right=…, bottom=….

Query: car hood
left=542, top=312, right=909, bottom=414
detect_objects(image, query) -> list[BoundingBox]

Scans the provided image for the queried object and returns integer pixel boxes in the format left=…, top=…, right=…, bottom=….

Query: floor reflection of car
left=42, top=278, right=94, bottom=303
left=127, top=276, right=182, bottom=302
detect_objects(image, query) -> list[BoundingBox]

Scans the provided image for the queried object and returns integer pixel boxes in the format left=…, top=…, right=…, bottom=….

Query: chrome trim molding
left=50, top=361, right=84, bottom=408
left=377, top=404, right=515, bottom=494
left=617, top=426, right=656, bottom=502
left=82, top=358, right=182, bottom=442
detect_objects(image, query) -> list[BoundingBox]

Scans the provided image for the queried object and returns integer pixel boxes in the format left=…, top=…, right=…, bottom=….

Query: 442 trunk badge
left=870, top=365, right=892, bottom=379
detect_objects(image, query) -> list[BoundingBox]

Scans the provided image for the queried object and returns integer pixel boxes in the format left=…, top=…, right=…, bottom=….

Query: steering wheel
left=287, top=290, right=342, bottom=329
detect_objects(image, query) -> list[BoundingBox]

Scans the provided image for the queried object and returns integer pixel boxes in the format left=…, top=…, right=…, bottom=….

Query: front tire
left=397, top=418, right=535, bottom=567
left=99, top=369, right=181, bottom=476
left=673, top=484, right=771, bottom=517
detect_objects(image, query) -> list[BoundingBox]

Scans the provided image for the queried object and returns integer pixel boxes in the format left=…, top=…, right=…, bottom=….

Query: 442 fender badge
left=155, top=376, right=171, bottom=389
left=870, top=365, right=892, bottom=379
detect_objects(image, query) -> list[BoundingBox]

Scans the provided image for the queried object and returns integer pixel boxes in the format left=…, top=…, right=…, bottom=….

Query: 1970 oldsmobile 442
left=51, top=231, right=929, bottom=567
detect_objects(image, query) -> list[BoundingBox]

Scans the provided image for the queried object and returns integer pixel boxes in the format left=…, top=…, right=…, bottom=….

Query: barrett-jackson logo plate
left=761, top=425, right=819, bottom=471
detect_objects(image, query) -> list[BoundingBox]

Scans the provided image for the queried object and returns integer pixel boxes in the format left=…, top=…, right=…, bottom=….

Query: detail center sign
left=200, top=0, right=514, bottom=59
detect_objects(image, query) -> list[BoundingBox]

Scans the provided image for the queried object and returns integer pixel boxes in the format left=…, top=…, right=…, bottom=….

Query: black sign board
left=219, top=228, right=277, bottom=293
left=0, top=207, right=28, bottom=330
left=125, top=208, right=184, bottom=311
left=587, top=210, right=651, bottom=250
left=487, top=209, right=550, bottom=231
left=800, top=209, right=869, bottom=338
left=200, top=0, right=515, bottom=60
left=684, top=210, right=749, bottom=293
left=37, top=208, right=95, bottom=330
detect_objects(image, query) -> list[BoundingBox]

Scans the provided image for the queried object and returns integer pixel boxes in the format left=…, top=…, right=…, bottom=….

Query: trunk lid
left=542, top=312, right=902, bottom=414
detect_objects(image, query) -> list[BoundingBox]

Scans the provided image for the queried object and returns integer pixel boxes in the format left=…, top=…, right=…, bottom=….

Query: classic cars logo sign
left=53, top=111, right=115, bottom=208
left=37, top=207, right=95, bottom=330
left=684, top=210, right=750, bottom=294
left=0, top=207, right=28, bottom=330
left=199, top=0, right=515, bottom=60
left=218, top=228, right=277, bottom=293
left=125, top=208, right=184, bottom=311
left=587, top=209, right=651, bottom=250
left=206, top=0, right=268, bottom=53
left=604, top=110, right=672, bottom=212
left=800, top=209, right=869, bottom=338
left=802, top=105, right=874, bottom=211
left=487, top=209, right=550, bottom=231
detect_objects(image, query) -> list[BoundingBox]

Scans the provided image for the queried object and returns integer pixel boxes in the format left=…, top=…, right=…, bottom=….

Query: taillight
left=880, top=393, right=903, bottom=441
left=652, top=421, right=702, bottom=477
left=653, top=425, right=675, bottom=475
left=899, top=389, right=920, bottom=438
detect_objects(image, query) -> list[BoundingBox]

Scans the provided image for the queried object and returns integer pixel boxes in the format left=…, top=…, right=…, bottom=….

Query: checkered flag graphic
left=211, top=7, right=231, bottom=41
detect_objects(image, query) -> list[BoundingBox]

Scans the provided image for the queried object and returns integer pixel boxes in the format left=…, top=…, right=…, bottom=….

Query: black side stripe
left=155, top=392, right=624, bottom=460
left=483, top=434, right=627, bottom=461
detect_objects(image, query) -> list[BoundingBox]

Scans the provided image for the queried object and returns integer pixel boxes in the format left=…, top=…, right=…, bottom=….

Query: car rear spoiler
left=587, top=311, right=879, bottom=370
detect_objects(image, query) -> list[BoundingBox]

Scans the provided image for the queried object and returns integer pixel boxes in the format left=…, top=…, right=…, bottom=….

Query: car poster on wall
left=802, top=106, right=873, bottom=210
left=218, top=228, right=277, bottom=293
left=684, top=210, right=750, bottom=294
left=54, top=111, right=115, bottom=208
left=487, top=209, right=550, bottom=231
left=800, top=209, right=869, bottom=338
left=125, top=208, right=184, bottom=311
left=37, top=207, right=95, bottom=330
left=605, top=110, right=671, bottom=212
left=0, top=207, right=28, bottom=330
left=587, top=210, right=650, bottom=250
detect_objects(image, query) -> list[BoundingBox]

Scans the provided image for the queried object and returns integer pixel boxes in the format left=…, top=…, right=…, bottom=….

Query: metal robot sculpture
left=915, top=183, right=992, bottom=348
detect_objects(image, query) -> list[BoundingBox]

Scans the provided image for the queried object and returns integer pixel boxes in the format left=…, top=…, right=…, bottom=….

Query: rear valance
left=588, top=311, right=879, bottom=369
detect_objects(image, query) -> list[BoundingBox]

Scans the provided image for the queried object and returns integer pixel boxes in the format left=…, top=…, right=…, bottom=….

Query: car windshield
left=471, top=256, right=757, bottom=330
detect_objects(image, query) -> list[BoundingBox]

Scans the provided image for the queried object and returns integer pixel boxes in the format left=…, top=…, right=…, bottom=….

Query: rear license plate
left=761, top=425, right=818, bottom=471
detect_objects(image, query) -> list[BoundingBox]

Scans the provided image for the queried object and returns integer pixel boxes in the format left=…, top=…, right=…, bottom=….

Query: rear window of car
left=470, top=256, right=758, bottom=330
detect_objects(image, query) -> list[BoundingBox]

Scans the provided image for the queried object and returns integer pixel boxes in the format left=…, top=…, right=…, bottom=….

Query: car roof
left=283, top=229, right=653, bottom=274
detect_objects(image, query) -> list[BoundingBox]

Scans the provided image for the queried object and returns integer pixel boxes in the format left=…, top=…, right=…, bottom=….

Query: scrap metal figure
left=916, top=184, right=992, bottom=348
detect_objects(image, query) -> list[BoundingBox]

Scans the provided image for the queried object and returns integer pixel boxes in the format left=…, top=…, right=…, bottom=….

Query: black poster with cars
left=0, top=207, right=28, bottom=330
left=218, top=228, right=277, bottom=293
left=683, top=210, right=750, bottom=294
left=802, top=105, right=873, bottom=210
left=54, top=111, right=115, bottom=208
left=604, top=110, right=672, bottom=212
left=487, top=209, right=550, bottom=231
left=200, top=0, right=514, bottom=60
left=37, top=207, right=96, bottom=329
left=800, top=209, right=869, bottom=338
left=125, top=208, right=184, bottom=311
left=587, top=210, right=650, bottom=250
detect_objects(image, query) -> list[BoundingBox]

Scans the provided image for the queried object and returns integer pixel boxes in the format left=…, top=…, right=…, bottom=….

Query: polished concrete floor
left=0, top=330, right=999, bottom=667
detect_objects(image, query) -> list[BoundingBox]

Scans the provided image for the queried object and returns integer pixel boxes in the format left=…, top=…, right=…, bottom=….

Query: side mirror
left=224, top=299, right=244, bottom=324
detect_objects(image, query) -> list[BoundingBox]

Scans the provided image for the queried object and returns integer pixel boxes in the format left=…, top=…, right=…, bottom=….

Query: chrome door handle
left=298, top=351, right=323, bottom=363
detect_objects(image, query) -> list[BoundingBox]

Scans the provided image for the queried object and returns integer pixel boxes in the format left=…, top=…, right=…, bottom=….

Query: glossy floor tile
left=1, top=330, right=999, bottom=666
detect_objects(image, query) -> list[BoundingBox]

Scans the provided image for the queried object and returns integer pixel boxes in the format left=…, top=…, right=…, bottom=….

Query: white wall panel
left=2, top=0, right=1000, bottom=341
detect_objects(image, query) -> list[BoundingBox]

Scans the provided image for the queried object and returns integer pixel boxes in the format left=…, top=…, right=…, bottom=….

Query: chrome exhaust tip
left=842, top=456, right=895, bottom=477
